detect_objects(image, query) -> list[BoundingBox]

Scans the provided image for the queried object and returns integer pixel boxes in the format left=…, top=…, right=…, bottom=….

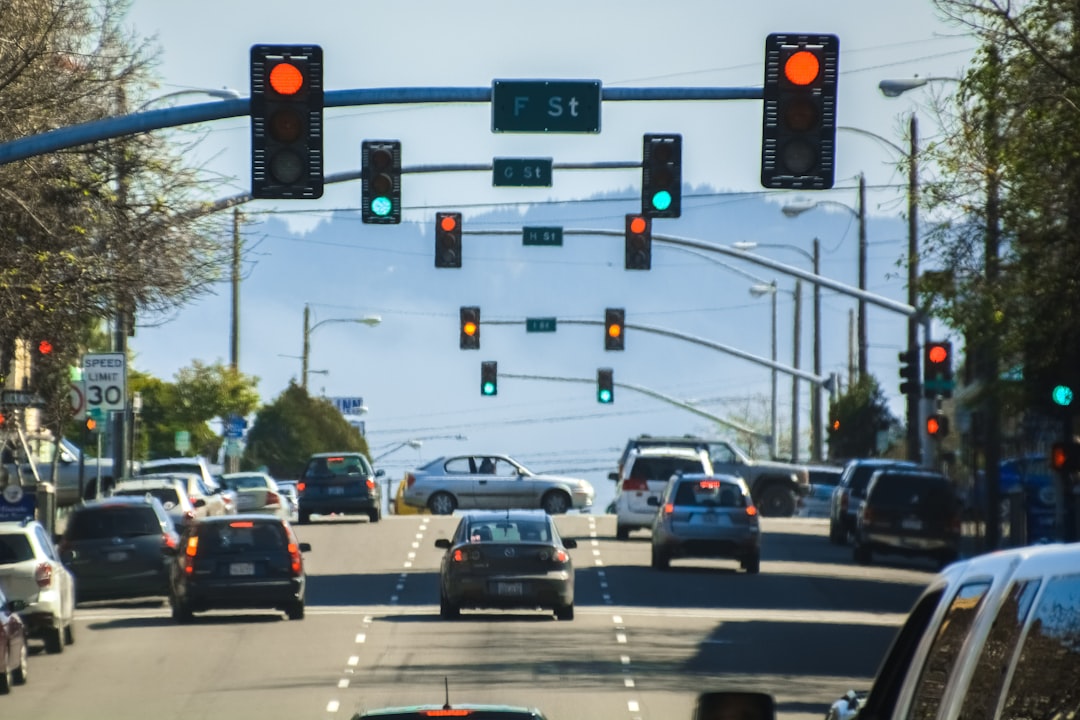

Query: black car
left=434, top=510, right=576, bottom=621
left=852, top=468, right=961, bottom=568
left=169, top=515, right=310, bottom=622
left=828, top=459, right=921, bottom=544
left=298, top=452, right=383, bottom=524
left=58, top=496, right=179, bottom=603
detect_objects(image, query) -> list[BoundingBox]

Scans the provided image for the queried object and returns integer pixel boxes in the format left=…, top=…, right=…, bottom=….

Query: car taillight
left=366, top=479, right=376, bottom=491
left=35, top=562, right=53, bottom=589
left=266, top=490, right=281, bottom=506
left=621, top=477, right=648, bottom=491
left=405, top=473, right=416, bottom=489
left=287, top=542, right=302, bottom=576
left=162, top=533, right=178, bottom=551
left=452, top=549, right=465, bottom=562
left=184, top=536, right=198, bottom=575
left=297, top=481, right=306, bottom=493
left=745, top=504, right=758, bottom=517
left=554, top=549, right=569, bottom=563
left=663, top=502, right=674, bottom=514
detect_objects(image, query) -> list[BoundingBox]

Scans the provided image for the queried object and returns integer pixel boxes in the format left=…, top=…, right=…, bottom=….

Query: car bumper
left=445, top=572, right=573, bottom=610
left=654, top=526, right=760, bottom=560
left=861, top=531, right=959, bottom=554
left=178, top=577, right=304, bottom=611
left=300, top=497, right=378, bottom=515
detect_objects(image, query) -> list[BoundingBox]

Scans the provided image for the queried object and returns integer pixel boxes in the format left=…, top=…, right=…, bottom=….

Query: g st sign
left=82, top=352, right=126, bottom=413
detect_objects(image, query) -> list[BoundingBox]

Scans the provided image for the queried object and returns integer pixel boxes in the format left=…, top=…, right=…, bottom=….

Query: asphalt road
left=4, top=514, right=940, bottom=720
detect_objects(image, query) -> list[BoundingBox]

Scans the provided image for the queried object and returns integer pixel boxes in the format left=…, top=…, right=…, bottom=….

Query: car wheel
left=757, top=484, right=797, bottom=517
left=0, top=663, right=10, bottom=694
left=853, top=543, right=873, bottom=565
left=440, top=593, right=460, bottom=619
left=541, top=491, right=571, bottom=515
left=12, top=641, right=27, bottom=686
left=651, top=546, right=670, bottom=570
left=45, top=625, right=64, bottom=654
left=298, top=510, right=312, bottom=525
left=63, top=620, right=75, bottom=646
left=368, top=508, right=381, bottom=523
left=555, top=603, right=574, bottom=621
left=828, top=518, right=845, bottom=545
left=742, top=553, right=761, bottom=574
left=615, top=525, right=630, bottom=540
left=286, top=601, right=305, bottom=620
left=428, top=492, right=457, bottom=516
left=171, top=599, right=193, bottom=624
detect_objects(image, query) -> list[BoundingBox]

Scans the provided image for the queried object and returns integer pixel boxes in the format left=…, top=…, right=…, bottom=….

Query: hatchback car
left=648, top=474, right=761, bottom=573
left=218, top=472, right=290, bottom=520
left=169, top=515, right=310, bottom=622
left=58, top=496, right=180, bottom=603
left=434, top=510, right=577, bottom=620
left=0, top=585, right=28, bottom=693
left=0, top=518, right=76, bottom=653
left=853, top=468, right=961, bottom=568
left=353, top=705, right=548, bottom=720
left=610, top=446, right=712, bottom=539
left=111, top=476, right=203, bottom=527
left=405, top=454, right=594, bottom=515
left=298, top=452, right=383, bottom=524
left=829, top=458, right=921, bottom=543
left=800, top=465, right=844, bottom=518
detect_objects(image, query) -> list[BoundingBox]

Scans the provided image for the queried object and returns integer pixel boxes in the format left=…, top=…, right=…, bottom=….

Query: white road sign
left=83, top=352, right=126, bottom=413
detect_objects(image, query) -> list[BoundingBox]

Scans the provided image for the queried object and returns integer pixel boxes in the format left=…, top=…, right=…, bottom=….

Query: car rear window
left=628, top=456, right=705, bottom=481
left=197, top=522, right=286, bottom=554
left=221, top=475, right=268, bottom=490
left=673, top=480, right=744, bottom=507
left=66, top=506, right=163, bottom=540
left=305, top=455, right=371, bottom=479
left=466, top=519, right=551, bottom=543
left=115, top=488, right=182, bottom=508
left=0, top=534, right=34, bottom=564
left=869, top=474, right=954, bottom=507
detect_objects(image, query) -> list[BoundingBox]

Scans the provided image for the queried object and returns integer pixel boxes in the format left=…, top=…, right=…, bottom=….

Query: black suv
left=298, top=452, right=383, bottom=524
left=852, top=468, right=961, bottom=568
left=828, top=458, right=921, bottom=543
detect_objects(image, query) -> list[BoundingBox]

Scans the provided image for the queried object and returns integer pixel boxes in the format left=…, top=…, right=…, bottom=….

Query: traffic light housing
left=362, top=140, right=402, bottom=224
left=923, top=341, right=954, bottom=398
left=480, top=361, right=497, bottom=396
left=625, top=214, right=652, bottom=270
left=926, top=412, right=950, bottom=439
left=29, top=338, right=56, bottom=390
left=761, top=33, right=839, bottom=190
left=1050, top=441, right=1080, bottom=473
left=898, top=349, right=919, bottom=396
left=460, top=306, right=480, bottom=350
left=597, top=368, right=614, bottom=404
left=250, top=44, right=323, bottom=199
left=436, top=212, right=462, bottom=268
left=604, top=308, right=625, bottom=351
left=642, top=134, right=682, bottom=218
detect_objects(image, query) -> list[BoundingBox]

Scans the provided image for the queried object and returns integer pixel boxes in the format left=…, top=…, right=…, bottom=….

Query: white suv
left=0, top=518, right=76, bottom=653
left=609, top=446, right=712, bottom=539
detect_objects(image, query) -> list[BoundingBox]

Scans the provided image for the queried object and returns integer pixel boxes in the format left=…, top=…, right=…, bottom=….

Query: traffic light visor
left=269, top=62, right=304, bottom=95
left=783, top=51, right=820, bottom=85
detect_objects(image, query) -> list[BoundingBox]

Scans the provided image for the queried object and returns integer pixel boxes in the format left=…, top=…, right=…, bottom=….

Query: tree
left=243, top=383, right=370, bottom=479
left=828, top=376, right=901, bottom=460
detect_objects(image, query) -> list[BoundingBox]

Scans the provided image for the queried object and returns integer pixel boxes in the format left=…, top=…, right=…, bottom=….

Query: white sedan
left=218, top=472, right=291, bottom=520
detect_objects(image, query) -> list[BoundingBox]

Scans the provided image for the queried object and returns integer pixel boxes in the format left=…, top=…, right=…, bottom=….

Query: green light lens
left=598, top=389, right=612, bottom=403
left=482, top=382, right=496, bottom=396
left=371, top=196, right=393, bottom=217
left=651, top=190, right=672, bottom=211
left=1052, top=385, right=1074, bottom=406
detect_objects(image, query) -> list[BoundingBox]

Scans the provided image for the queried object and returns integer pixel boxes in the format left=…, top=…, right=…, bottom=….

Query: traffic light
left=604, top=308, right=625, bottom=351
left=923, top=341, right=954, bottom=398
left=1050, top=441, right=1080, bottom=473
left=642, top=134, right=682, bottom=218
left=926, top=412, right=950, bottom=439
left=898, top=349, right=918, bottom=396
left=1052, top=384, right=1075, bottom=408
left=597, top=368, right=614, bottom=404
left=84, top=415, right=99, bottom=434
left=250, top=44, right=323, bottom=199
left=760, top=33, right=839, bottom=190
left=480, top=361, right=497, bottom=396
left=435, top=212, right=462, bottom=268
left=30, top=338, right=55, bottom=390
left=362, top=140, right=402, bottom=224
left=460, top=306, right=480, bottom=350
left=625, top=214, right=652, bottom=270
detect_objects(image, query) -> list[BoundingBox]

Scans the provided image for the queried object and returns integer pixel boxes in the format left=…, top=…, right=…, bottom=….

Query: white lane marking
left=415, top=533, right=424, bottom=539
left=595, top=559, right=604, bottom=566
left=624, top=678, right=635, bottom=688
left=589, top=531, right=598, bottom=538
left=616, top=633, right=628, bottom=643
left=600, top=581, right=608, bottom=589
left=592, top=549, right=601, bottom=556
left=620, top=655, right=631, bottom=665
left=628, top=701, right=639, bottom=712
left=598, top=570, right=606, bottom=577
left=347, top=656, right=359, bottom=666
left=603, top=594, right=612, bottom=604
left=411, top=542, right=419, bottom=549
left=355, top=633, right=366, bottom=643
left=591, top=539, right=599, bottom=546
left=407, top=552, right=416, bottom=559
left=327, top=700, right=340, bottom=712
left=403, top=562, right=412, bottom=568
left=363, top=615, right=373, bottom=624
left=613, top=616, right=623, bottom=624
left=338, top=679, right=350, bottom=689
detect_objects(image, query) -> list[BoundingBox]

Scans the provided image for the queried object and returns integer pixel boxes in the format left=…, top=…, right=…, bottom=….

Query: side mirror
left=563, top=538, right=578, bottom=549
left=299, top=542, right=312, bottom=553
left=434, top=538, right=452, bottom=549
left=192, top=498, right=207, bottom=508
left=375, top=469, right=386, bottom=478
left=694, top=692, right=775, bottom=720
left=646, top=496, right=660, bottom=507
left=6, top=599, right=28, bottom=613
left=608, top=472, right=619, bottom=481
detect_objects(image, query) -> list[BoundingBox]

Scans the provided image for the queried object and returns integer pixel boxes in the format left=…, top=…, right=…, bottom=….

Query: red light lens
left=440, top=215, right=458, bottom=232
left=38, top=339, right=53, bottom=354
left=698, top=480, right=721, bottom=489
left=928, top=345, right=948, bottom=364
left=269, top=62, right=304, bottom=95
left=629, top=216, right=647, bottom=234
left=784, top=51, right=820, bottom=86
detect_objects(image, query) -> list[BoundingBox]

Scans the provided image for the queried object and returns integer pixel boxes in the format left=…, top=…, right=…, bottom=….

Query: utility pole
left=857, top=172, right=868, bottom=380
left=907, top=114, right=923, bottom=463
left=230, top=207, right=241, bottom=371
left=811, top=239, right=823, bottom=462
left=791, top=279, right=802, bottom=462
left=111, top=87, right=129, bottom=481
left=301, top=304, right=311, bottom=392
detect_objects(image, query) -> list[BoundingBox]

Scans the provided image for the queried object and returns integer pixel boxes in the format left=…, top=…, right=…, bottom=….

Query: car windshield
left=0, top=534, right=34, bottom=564
left=630, top=455, right=704, bottom=481
left=67, top=507, right=163, bottom=539
left=197, top=522, right=285, bottom=554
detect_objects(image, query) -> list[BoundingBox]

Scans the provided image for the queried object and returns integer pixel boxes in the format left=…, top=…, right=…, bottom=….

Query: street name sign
left=492, top=80, right=601, bottom=133
left=493, top=157, right=553, bottom=187
left=522, top=226, right=563, bottom=246
left=82, top=352, right=126, bottom=413
left=1, top=390, right=44, bottom=407
left=526, top=317, right=557, bottom=333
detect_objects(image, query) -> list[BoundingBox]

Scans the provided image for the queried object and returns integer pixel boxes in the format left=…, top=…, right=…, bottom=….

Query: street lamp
left=735, top=241, right=821, bottom=462
left=749, top=281, right=779, bottom=460
left=133, top=87, right=241, bottom=113
left=878, top=77, right=958, bottom=98
left=301, top=304, right=382, bottom=391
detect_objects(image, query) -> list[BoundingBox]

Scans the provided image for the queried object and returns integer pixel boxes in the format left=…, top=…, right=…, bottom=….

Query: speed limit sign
left=82, top=352, right=127, bottom=413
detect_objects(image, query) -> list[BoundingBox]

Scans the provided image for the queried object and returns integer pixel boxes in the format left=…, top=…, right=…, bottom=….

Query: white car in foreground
left=0, top=518, right=76, bottom=654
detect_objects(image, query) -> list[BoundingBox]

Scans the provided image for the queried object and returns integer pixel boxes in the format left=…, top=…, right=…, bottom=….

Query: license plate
left=901, top=518, right=923, bottom=531
left=107, top=551, right=128, bottom=562
left=496, top=582, right=523, bottom=596
left=230, top=563, right=255, bottom=576
left=328, top=486, right=345, bottom=495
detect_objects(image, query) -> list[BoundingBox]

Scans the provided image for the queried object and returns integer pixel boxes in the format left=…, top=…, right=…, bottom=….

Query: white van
left=609, top=446, right=712, bottom=540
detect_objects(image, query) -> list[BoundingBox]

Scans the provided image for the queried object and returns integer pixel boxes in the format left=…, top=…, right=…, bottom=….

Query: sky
left=116, top=1, right=977, bottom=490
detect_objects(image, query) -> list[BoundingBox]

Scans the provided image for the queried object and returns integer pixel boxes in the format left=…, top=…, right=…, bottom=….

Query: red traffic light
left=783, top=51, right=821, bottom=86
left=38, top=340, right=53, bottom=355
left=927, top=413, right=950, bottom=438
left=440, top=215, right=458, bottom=233
left=268, top=62, right=304, bottom=96
left=624, top=214, right=652, bottom=270
left=1050, top=441, right=1080, bottom=472
left=927, top=344, right=949, bottom=365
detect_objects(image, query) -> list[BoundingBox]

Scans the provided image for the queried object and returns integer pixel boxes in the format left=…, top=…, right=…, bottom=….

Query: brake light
left=229, top=521, right=254, bottom=528
left=663, top=502, right=674, bottom=514
left=452, top=549, right=465, bottom=562
left=554, top=549, right=569, bottom=563
left=405, top=473, right=416, bottom=489
left=621, top=477, right=648, bottom=491
left=297, top=481, right=306, bottom=493
left=327, top=456, right=344, bottom=462
left=266, top=490, right=281, bottom=506
left=366, top=479, right=376, bottom=491
left=698, top=480, right=721, bottom=489
left=287, top=542, right=302, bottom=575
left=184, top=535, right=198, bottom=575
left=162, top=533, right=178, bottom=551
left=34, top=562, right=53, bottom=589
left=423, top=711, right=473, bottom=717
left=745, top=504, right=758, bottom=517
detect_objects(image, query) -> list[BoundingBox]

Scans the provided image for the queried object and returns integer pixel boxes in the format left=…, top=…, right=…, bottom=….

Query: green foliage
left=827, top=375, right=901, bottom=460
left=242, top=382, right=369, bottom=479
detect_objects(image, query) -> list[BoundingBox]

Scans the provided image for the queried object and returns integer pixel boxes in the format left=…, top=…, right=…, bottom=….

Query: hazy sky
left=117, top=1, right=976, bottom=484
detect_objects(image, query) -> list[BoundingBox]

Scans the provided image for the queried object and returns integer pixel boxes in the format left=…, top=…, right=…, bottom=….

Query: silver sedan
left=402, top=454, right=594, bottom=515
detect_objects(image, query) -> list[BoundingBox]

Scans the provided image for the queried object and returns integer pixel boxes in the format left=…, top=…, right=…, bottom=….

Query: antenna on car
left=443, top=677, right=451, bottom=710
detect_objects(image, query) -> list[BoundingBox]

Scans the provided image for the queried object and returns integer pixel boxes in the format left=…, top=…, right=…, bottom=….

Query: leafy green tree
left=827, top=375, right=901, bottom=460
left=243, top=383, right=369, bottom=479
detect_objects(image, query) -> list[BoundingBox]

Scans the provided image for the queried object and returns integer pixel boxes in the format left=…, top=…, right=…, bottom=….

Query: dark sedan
left=298, top=452, right=383, bottom=524
left=434, top=510, right=576, bottom=620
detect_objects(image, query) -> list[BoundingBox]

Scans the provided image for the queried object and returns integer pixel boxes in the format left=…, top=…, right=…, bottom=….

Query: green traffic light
left=371, top=196, right=393, bottom=217
left=482, top=381, right=496, bottom=396
left=650, top=190, right=672, bottom=212
left=598, top=389, right=612, bottom=403
left=1052, top=384, right=1074, bottom=407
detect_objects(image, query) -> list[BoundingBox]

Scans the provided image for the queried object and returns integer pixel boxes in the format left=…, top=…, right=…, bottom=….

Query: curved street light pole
left=301, top=304, right=382, bottom=392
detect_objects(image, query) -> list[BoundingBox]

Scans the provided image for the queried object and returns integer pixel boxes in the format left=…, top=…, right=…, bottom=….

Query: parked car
left=58, top=496, right=180, bottom=603
left=828, top=458, right=921, bottom=544
left=218, top=472, right=290, bottom=520
left=19, top=434, right=116, bottom=505
left=135, top=472, right=229, bottom=517
left=298, top=452, right=383, bottom=524
left=800, top=465, right=844, bottom=518
left=648, top=474, right=761, bottom=573
left=852, top=468, right=962, bottom=569
left=0, top=518, right=76, bottom=653
left=404, top=454, right=594, bottom=515
left=719, top=540, right=1080, bottom=720
left=610, top=445, right=712, bottom=539
left=111, top=476, right=203, bottom=527
left=434, top=510, right=576, bottom=620
left=275, top=480, right=299, bottom=518
left=137, top=457, right=236, bottom=514
left=391, top=476, right=427, bottom=516
left=169, top=515, right=310, bottom=622
left=0, top=584, right=28, bottom=693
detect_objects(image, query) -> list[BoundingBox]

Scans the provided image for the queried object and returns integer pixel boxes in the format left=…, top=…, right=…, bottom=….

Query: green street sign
left=525, top=317, right=557, bottom=333
left=492, top=80, right=601, bottom=133
left=87, top=407, right=105, bottom=422
left=522, top=226, right=563, bottom=246
left=493, top=157, right=553, bottom=187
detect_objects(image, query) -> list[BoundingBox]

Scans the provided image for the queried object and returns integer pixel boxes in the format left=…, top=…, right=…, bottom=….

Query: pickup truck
left=615, top=435, right=810, bottom=517
left=16, top=435, right=117, bottom=506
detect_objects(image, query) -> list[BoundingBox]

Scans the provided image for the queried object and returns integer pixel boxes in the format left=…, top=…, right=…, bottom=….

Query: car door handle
left=478, top=480, right=488, bottom=484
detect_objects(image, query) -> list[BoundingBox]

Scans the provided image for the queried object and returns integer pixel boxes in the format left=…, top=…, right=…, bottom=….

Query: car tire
left=12, top=641, right=28, bottom=686
left=45, top=625, right=64, bottom=654
left=651, top=546, right=670, bottom=570
left=828, top=518, right=846, bottom=545
left=615, top=525, right=630, bottom=541
left=440, top=593, right=460, bottom=619
left=171, top=599, right=193, bottom=624
left=286, top=601, right=305, bottom=620
left=63, top=620, right=75, bottom=646
left=0, top=663, right=10, bottom=695
left=742, top=553, right=761, bottom=574
left=368, top=508, right=381, bottom=523
left=757, top=484, right=797, bottom=517
left=298, top=510, right=312, bottom=525
left=428, top=492, right=457, bottom=516
left=853, top=543, right=873, bottom=565
left=555, top=603, right=574, bottom=621
left=541, top=490, right=571, bottom=515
